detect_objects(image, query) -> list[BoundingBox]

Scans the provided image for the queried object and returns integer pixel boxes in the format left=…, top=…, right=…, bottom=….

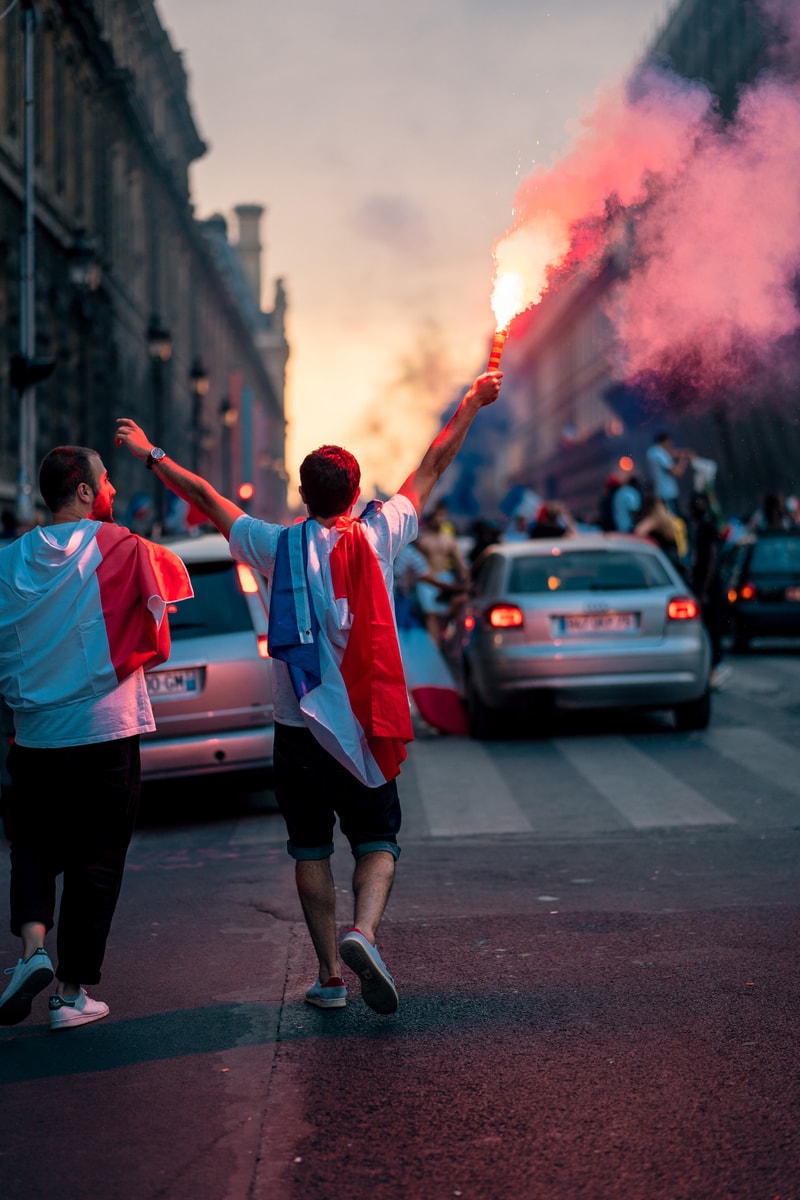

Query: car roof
left=483, top=534, right=663, bottom=557
left=159, top=533, right=235, bottom=563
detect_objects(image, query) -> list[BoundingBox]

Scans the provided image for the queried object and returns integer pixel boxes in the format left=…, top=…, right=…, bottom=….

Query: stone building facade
left=0, top=0, right=287, bottom=527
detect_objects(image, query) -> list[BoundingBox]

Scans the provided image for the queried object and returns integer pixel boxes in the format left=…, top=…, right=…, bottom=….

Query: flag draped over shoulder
left=267, top=519, right=413, bottom=787
left=0, top=521, right=192, bottom=712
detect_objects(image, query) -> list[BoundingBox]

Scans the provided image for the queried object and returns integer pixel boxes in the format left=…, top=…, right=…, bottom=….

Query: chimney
left=234, top=204, right=265, bottom=309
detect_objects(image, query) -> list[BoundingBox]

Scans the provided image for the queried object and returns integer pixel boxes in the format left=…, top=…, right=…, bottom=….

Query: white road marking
left=554, top=737, right=736, bottom=829
left=701, top=727, right=800, bottom=796
left=410, top=739, right=533, bottom=836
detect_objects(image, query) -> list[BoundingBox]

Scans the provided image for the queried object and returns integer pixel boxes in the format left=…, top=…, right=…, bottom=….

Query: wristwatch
left=146, top=447, right=166, bottom=470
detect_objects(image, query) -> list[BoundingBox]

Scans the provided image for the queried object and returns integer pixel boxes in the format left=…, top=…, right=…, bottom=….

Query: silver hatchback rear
left=141, top=534, right=274, bottom=781
left=450, top=536, right=711, bottom=736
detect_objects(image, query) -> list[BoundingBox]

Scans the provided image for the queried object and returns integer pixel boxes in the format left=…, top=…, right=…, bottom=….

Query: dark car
left=723, top=530, right=800, bottom=651
left=444, top=535, right=711, bottom=737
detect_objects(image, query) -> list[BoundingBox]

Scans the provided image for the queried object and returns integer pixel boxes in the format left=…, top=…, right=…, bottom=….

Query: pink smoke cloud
left=498, top=2, right=800, bottom=408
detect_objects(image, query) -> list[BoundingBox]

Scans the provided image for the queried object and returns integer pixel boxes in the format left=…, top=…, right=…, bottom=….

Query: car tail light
left=256, top=634, right=270, bottom=658
left=739, top=582, right=756, bottom=601
left=667, top=597, right=699, bottom=620
left=488, top=604, right=524, bottom=629
left=236, top=563, right=260, bottom=594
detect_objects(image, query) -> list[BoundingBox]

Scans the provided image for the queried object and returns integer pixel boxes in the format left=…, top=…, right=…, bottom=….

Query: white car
left=141, top=534, right=274, bottom=781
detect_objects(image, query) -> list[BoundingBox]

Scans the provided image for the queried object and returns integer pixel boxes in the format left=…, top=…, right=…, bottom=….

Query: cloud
left=350, top=193, right=430, bottom=254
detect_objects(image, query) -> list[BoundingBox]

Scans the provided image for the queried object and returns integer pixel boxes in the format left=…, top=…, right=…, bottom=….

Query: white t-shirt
left=229, top=495, right=418, bottom=726
left=647, top=443, right=679, bottom=501
left=14, top=669, right=154, bottom=749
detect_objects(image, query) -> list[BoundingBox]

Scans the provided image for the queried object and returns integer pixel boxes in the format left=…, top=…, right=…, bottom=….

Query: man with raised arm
left=116, top=369, right=501, bottom=1014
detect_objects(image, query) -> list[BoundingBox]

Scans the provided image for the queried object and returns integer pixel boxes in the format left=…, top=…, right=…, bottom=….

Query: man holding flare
left=115, top=368, right=501, bottom=1014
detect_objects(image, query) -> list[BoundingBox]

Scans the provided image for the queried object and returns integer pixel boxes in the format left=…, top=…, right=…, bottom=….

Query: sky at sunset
left=156, top=0, right=673, bottom=496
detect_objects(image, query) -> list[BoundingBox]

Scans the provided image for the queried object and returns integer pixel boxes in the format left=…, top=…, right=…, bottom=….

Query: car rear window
left=167, top=560, right=255, bottom=639
left=508, top=550, right=672, bottom=593
left=750, top=537, right=800, bottom=574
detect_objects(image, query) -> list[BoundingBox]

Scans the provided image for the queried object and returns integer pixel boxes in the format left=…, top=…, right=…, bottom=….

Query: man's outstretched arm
left=115, top=418, right=244, bottom=540
left=398, top=372, right=502, bottom=519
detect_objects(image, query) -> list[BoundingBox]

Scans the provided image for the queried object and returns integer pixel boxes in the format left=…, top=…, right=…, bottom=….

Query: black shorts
left=273, top=723, right=401, bottom=861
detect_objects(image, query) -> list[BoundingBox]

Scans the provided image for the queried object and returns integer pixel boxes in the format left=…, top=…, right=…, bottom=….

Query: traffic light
left=10, top=352, right=56, bottom=392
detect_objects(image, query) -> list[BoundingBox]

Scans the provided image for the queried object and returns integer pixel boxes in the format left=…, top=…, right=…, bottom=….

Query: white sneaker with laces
left=49, top=987, right=109, bottom=1031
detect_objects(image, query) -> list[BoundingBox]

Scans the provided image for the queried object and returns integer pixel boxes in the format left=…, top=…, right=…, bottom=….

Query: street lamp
left=219, top=396, right=238, bottom=498
left=15, top=0, right=54, bottom=526
left=67, top=231, right=102, bottom=293
left=189, top=358, right=209, bottom=472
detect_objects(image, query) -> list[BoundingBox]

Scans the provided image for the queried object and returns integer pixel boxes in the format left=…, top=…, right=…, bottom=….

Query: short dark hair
left=654, top=431, right=671, bottom=445
left=39, top=446, right=99, bottom=513
left=299, top=445, right=360, bottom=518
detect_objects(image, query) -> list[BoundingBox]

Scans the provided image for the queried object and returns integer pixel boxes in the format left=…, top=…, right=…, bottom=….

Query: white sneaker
left=0, top=948, right=54, bottom=1025
left=49, top=987, right=109, bottom=1031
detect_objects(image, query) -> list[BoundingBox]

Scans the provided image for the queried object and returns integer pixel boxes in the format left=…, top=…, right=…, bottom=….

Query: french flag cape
left=267, top=517, right=413, bottom=788
left=0, top=521, right=193, bottom=713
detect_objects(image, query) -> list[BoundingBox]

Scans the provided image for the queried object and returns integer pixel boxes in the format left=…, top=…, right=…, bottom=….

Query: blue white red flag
left=0, top=521, right=192, bottom=713
left=268, top=520, right=413, bottom=787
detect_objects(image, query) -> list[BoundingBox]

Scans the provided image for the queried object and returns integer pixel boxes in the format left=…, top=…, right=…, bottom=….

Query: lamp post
left=189, top=358, right=209, bottom=473
left=219, top=396, right=238, bottom=498
left=147, top=317, right=172, bottom=533
left=14, top=0, right=55, bottom=526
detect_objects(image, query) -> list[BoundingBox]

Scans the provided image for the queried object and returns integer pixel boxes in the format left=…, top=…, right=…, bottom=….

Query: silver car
left=141, top=534, right=274, bottom=781
left=446, top=535, right=711, bottom=737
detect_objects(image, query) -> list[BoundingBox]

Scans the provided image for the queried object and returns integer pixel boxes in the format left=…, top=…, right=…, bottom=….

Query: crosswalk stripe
left=409, top=739, right=533, bottom=836
left=554, top=737, right=737, bottom=829
left=701, top=727, right=800, bottom=796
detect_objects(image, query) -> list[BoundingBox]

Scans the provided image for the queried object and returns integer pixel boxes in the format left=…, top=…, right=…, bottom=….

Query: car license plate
left=559, top=613, right=638, bottom=635
left=145, top=668, right=200, bottom=697
left=786, top=587, right=800, bottom=602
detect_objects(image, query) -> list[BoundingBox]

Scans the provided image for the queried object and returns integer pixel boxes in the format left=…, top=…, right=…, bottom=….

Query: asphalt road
left=1, top=644, right=799, bottom=1200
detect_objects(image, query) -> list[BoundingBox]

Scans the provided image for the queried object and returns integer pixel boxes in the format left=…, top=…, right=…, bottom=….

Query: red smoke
left=500, top=4, right=800, bottom=407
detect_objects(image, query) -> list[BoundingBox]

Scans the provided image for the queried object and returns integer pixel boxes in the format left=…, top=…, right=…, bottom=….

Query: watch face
left=151, top=448, right=165, bottom=461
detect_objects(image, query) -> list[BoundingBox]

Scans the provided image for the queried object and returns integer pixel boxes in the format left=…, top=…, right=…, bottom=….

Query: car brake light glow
left=236, top=563, right=260, bottom=594
left=257, top=634, right=270, bottom=658
left=739, top=582, right=756, bottom=601
left=488, top=604, right=524, bottom=629
left=667, top=597, right=699, bottom=620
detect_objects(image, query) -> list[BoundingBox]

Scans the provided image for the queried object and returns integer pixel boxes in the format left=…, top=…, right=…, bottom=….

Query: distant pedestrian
left=116, top=370, right=502, bottom=1016
left=597, top=477, right=621, bottom=532
left=529, top=502, right=575, bottom=539
left=0, top=445, right=191, bottom=1030
left=646, top=432, right=693, bottom=515
left=612, top=475, right=642, bottom=533
left=415, top=503, right=470, bottom=644
left=689, top=492, right=730, bottom=688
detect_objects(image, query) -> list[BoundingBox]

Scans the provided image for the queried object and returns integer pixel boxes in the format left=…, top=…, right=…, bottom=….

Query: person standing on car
left=115, top=370, right=502, bottom=1016
left=0, top=446, right=192, bottom=1030
left=647, top=432, right=693, bottom=516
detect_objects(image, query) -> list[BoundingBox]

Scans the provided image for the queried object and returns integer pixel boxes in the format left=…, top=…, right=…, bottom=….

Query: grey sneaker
left=339, top=929, right=399, bottom=1014
left=0, top=948, right=54, bottom=1026
left=49, top=988, right=109, bottom=1031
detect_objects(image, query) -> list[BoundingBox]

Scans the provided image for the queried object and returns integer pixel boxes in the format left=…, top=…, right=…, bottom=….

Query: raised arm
left=115, top=418, right=244, bottom=540
left=398, top=371, right=502, bottom=518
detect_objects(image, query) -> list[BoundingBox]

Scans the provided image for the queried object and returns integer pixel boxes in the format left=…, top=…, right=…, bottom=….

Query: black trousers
left=6, top=736, right=140, bottom=986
